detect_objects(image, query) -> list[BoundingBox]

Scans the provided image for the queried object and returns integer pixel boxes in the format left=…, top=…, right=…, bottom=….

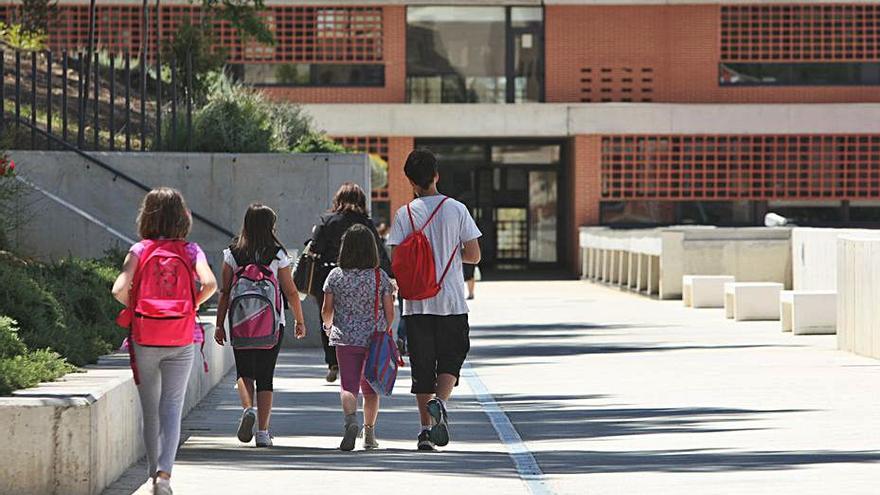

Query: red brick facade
left=570, top=136, right=603, bottom=269
left=261, top=6, right=406, bottom=104
left=545, top=5, right=880, bottom=104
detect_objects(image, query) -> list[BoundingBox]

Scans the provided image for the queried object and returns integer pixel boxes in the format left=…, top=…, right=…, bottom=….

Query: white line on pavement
left=461, top=363, right=555, bottom=495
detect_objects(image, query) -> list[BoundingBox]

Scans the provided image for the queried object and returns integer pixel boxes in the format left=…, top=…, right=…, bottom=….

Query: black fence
left=1, top=49, right=195, bottom=152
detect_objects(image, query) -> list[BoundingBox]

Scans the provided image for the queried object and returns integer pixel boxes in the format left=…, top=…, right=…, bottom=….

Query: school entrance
left=418, top=139, right=567, bottom=274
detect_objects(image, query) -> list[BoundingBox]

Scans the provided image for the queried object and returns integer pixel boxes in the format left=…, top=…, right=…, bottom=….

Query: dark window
left=406, top=6, right=543, bottom=103
left=234, top=64, right=385, bottom=87
left=720, top=62, right=880, bottom=86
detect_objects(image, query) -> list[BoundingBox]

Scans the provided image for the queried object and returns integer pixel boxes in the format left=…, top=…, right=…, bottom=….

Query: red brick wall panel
left=546, top=4, right=880, bottom=104
left=571, top=135, right=602, bottom=271
left=600, top=134, right=880, bottom=201
left=387, top=137, right=414, bottom=216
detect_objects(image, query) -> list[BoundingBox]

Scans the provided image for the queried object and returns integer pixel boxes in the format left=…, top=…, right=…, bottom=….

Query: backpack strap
left=408, top=196, right=450, bottom=234
left=436, top=246, right=459, bottom=287
left=374, top=268, right=381, bottom=334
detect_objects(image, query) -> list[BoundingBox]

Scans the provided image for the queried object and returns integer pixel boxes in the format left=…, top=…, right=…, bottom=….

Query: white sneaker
left=255, top=430, right=273, bottom=448
left=153, top=478, right=173, bottom=495
left=237, top=407, right=256, bottom=443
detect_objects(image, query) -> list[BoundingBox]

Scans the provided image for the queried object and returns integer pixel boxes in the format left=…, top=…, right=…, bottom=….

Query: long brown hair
left=231, top=204, right=288, bottom=264
left=338, top=224, right=379, bottom=270
left=136, top=187, right=192, bottom=240
left=331, top=182, right=367, bottom=215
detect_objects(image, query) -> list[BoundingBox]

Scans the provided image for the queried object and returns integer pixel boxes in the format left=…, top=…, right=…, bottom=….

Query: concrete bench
left=780, top=290, right=837, bottom=335
left=724, top=282, right=784, bottom=321
left=683, top=275, right=735, bottom=308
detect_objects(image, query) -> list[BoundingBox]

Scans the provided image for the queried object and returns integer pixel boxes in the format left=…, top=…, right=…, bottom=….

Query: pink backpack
left=228, top=261, right=282, bottom=350
left=129, top=240, right=198, bottom=347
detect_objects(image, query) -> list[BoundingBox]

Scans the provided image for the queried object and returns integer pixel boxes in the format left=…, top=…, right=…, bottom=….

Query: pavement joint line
left=461, top=362, right=554, bottom=495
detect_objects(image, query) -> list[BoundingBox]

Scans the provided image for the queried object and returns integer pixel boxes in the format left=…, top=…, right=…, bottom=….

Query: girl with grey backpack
left=214, top=204, right=308, bottom=447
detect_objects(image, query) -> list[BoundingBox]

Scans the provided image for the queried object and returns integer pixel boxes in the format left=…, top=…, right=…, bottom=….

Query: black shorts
left=463, top=263, right=476, bottom=281
left=233, top=326, right=283, bottom=392
left=404, top=314, right=470, bottom=394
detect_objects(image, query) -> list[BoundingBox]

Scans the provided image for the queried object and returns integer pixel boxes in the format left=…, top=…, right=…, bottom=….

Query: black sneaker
left=417, top=430, right=436, bottom=451
left=426, top=398, right=449, bottom=447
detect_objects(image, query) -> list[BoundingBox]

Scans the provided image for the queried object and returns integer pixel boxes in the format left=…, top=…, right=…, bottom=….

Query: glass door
left=529, top=170, right=557, bottom=263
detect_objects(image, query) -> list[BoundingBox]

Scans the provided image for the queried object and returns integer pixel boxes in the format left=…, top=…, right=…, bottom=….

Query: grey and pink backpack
left=228, top=253, right=283, bottom=349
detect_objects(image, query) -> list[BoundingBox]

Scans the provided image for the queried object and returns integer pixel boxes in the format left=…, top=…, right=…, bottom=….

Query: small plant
left=0, top=152, right=14, bottom=178
left=0, top=316, right=75, bottom=396
left=0, top=151, right=23, bottom=250
left=292, top=132, right=350, bottom=154
left=0, top=22, right=47, bottom=51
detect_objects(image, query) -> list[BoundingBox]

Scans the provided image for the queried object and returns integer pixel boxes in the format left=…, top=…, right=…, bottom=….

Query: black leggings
left=234, top=327, right=283, bottom=392
left=314, top=291, right=338, bottom=368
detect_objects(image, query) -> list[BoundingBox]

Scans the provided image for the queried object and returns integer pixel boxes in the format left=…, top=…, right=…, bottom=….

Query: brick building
left=6, top=0, right=880, bottom=273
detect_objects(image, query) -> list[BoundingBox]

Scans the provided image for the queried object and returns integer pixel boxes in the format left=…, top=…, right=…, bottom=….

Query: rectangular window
left=406, top=6, right=543, bottom=103
left=720, top=63, right=880, bottom=87
left=236, top=63, right=385, bottom=87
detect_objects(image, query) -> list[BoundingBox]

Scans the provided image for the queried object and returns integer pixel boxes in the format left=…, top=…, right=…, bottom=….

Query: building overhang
left=302, top=103, right=880, bottom=138
left=38, top=0, right=880, bottom=5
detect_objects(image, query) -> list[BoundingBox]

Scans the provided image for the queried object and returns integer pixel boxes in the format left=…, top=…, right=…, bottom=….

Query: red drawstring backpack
left=391, top=197, right=457, bottom=300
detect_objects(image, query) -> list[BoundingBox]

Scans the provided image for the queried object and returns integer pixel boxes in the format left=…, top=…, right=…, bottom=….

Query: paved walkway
left=105, top=281, right=880, bottom=494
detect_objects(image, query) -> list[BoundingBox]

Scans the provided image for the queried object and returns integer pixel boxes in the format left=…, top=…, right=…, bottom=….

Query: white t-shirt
left=222, top=247, right=292, bottom=326
left=388, top=195, right=482, bottom=316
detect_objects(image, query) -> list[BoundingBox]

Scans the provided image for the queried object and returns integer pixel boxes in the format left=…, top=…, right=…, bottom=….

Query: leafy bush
left=271, top=104, right=312, bottom=151
left=166, top=75, right=311, bottom=153
left=0, top=317, right=74, bottom=396
left=0, top=254, right=123, bottom=367
left=0, top=22, right=47, bottom=51
left=192, top=81, right=276, bottom=153
left=292, top=132, right=350, bottom=153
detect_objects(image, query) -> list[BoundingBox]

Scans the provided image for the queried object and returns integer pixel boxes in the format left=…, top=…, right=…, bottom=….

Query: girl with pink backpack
left=112, top=187, right=218, bottom=495
left=214, top=204, right=308, bottom=448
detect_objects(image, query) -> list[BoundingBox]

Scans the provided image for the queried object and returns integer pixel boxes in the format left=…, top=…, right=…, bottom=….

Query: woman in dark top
left=311, top=182, right=392, bottom=382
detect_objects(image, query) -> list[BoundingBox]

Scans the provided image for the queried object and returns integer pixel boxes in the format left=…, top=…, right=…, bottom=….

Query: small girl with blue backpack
left=112, top=187, right=218, bottom=495
left=214, top=204, right=307, bottom=448
left=321, top=224, right=396, bottom=451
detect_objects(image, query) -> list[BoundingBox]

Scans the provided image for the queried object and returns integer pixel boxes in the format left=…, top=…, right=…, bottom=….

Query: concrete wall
left=8, top=151, right=371, bottom=348
left=792, top=228, right=880, bottom=291
left=580, top=227, right=792, bottom=299
left=302, top=103, right=880, bottom=137
left=660, top=227, right=792, bottom=299
left=0, top=319, right=234, bottom=495
left=837, top=237, right=880, bottom=360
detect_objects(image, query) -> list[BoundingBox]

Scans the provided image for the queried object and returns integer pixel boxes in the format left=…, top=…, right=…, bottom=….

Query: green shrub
left=270, top=104, right=312, bottom=151
left=0, top=256, right=67, bottom=352
left=292, top=132, right=349, bottom=154
left=32, top=257, right=123, bottom=359
left=0, top=22, right=47, bottom=51
left=0, top=255, right=123, bottom=366
left=0, top=349, right=75, bottom=396
left=192, top=80, right=276, bottom=153
left=0, top=316, right=27, bottom=359
left=0, top=317, right=75, bottom=396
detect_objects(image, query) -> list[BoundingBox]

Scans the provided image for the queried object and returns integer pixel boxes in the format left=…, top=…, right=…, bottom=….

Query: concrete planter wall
left=837, top=237, right=880, bottom=360
left=0, top=320, right=234, bottom=495
left=580, top=226, right=793, bottom=299
left=792, top=227, right=880, bottom=291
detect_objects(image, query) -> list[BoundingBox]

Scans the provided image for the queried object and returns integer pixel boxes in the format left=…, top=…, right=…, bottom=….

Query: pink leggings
left=335, top=345, right=376, bottom=396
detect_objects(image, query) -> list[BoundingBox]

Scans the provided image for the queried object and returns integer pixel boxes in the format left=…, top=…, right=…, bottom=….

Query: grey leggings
left=132, top=342, right=194, bottom=477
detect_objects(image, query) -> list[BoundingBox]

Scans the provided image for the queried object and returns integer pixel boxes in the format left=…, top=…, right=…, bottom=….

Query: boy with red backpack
left=112, top=188, right=218, bottom=495
left=388, top=149, right=482, bottom=451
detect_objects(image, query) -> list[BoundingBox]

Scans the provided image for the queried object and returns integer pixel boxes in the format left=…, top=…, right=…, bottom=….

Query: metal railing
left=1, top=49, right=194, bottom=152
